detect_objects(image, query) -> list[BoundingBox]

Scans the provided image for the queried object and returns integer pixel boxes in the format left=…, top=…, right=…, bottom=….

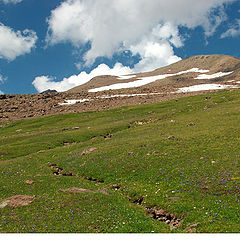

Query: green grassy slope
left=0, top=90, right=240, bottom=233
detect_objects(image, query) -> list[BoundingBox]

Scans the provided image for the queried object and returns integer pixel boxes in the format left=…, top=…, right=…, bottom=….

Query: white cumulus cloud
left=0, top=23, right=37, bottom=61
left=46, top=0, right=235, bottom=64
left=2, top=0, right=22, bottom=4
left=32, top=63, right=133, bottom=92
left=34, top=0, right=236, bottom=93
left=221, top=19, right=240, bottom=38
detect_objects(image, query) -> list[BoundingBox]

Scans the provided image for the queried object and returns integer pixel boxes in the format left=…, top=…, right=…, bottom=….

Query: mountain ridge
left=68, top=54, right=240, bottom=93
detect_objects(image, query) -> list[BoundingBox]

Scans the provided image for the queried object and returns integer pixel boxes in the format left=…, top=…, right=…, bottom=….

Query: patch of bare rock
left=0, top=195, right=36, bottom=208
left=146, top=207, right=183, bottom=230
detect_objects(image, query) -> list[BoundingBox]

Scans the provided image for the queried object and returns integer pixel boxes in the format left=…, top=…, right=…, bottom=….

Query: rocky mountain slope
left=68, top=55, right=240, bottom=93
left=1, top=55, right=240, bottom=122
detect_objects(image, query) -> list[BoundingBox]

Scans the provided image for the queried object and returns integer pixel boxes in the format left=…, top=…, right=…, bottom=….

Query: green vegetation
left=0, top=90, right=240, bottom=233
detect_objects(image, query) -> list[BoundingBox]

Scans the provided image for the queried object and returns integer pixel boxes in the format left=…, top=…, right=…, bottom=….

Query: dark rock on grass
left=132, top=197, right=144, bottom=205
left=62, top=171, right=75, bottom=177
left=0, top=195, right=36, bottom=208
left=85, top=176, right=104, bottom=183
left=104, top=133, right=112, bottom=139
left=109, top=184, right=121, bottom=190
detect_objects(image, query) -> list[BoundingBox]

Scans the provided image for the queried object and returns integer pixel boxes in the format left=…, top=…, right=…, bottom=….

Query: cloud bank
left=0, top=23, right=37, bottom=61
left=33, top=63, right=133, bottom=92
left=33, top=0, right=236, bottom=92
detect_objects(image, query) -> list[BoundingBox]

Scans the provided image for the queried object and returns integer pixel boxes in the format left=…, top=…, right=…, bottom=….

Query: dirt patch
left=0, top=195, right=36, bottom=208
left=81, top=148, right=97, bottom=155
left=58, top=187, right=109, bottom=195
left=25, top=180, right=35, bottom=185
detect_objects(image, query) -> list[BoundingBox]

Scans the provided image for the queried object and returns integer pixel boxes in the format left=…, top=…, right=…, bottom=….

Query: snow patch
left=176, top=84, right=237, bottom=93
left=59, top=99, right=90, bottom=105
left=58, top=93, right=165, bottom=105
left=89, top=68, right=209, bottom=92
left=195, top=72, right=233, bottom=80
left=117, top=75, right=137, bottom=80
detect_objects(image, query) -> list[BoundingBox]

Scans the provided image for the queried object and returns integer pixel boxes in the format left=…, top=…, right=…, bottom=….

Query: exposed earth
left=1, top=55, right=240, bottom=122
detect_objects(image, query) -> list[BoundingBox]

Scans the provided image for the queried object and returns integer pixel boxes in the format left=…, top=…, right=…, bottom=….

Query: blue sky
left=0, top=0, right=240, bottom=94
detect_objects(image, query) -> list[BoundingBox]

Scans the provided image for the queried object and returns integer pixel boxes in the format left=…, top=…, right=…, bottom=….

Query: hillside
left=0, top=90, right=240, bottom=233
left=68, top=55, right=240, bottom=93
left=1, top=55, right=240, bottom=122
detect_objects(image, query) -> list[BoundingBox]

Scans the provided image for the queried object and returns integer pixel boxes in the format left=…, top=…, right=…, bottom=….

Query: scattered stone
left=104, top=134, right=112, bottom=139
left=187, top=122, right=195, bottom=127
left=48, top=163, right=57, bottom=167
left=132, top=197, right=144, bottom=205
left=62, top=171, right=75, bottom=177
left=85, top=176, right=104, bottom=183
left=168, top=135, right=175, bottom=140
left=25, top=180, right=35, bottom=185
left=184, top=223, right=200, bottom=233
left=170, top=120, right=175, bottom=123
left=146, top=207, right=183, bottom=229
left=81, top=148, right=97, bottom=155
left=72, top=127, right=80, bottom=130
left=155, top=209, right=165, bottom=216
left=0, top=195, right=36, bottom=208
left=128, top=152, right=134, bottom=156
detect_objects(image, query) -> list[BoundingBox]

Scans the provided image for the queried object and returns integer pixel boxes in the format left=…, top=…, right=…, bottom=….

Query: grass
left=0, top=89, right=240, bottom=233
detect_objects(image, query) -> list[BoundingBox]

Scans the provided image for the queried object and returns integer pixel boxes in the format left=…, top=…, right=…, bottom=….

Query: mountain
left=68, top=55, right=240, bottom=93
left=1, top=55, right=240, bottom=122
